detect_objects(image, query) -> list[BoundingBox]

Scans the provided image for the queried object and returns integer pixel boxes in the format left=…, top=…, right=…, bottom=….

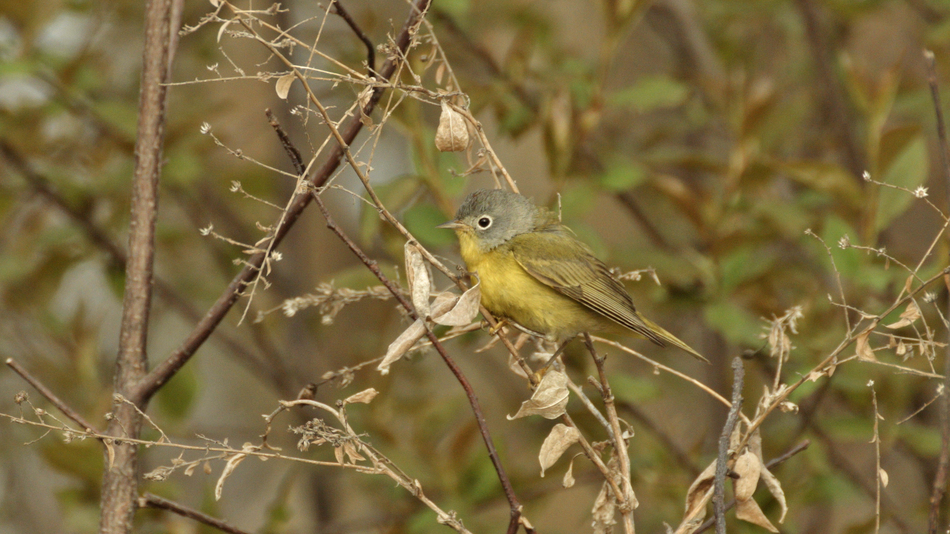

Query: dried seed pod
left=435, top=100, right=470, bottom=152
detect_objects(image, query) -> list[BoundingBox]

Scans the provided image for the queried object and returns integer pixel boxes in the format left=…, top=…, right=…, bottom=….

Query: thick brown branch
left=100, top=0, right=176, bottom=531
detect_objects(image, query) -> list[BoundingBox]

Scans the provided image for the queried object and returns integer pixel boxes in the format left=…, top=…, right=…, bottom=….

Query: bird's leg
left=538, top=335, right=578, bottom=373
left=488, top=318, right=509, bottom=335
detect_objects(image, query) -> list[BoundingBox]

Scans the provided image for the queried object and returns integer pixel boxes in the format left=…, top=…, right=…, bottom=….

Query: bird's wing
left=509, top=229, right=668, bottom=346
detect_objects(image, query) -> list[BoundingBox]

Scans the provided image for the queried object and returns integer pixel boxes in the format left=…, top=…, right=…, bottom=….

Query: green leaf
left=781, top=161, right=862, bottom=209
left=608, top=75, right=689, bottom=113
left=598, top=160, right=647, bottom=192
left=154, top=359, right=199, bottom=422
left=358, top=174, right=422, bottom=246
left=875, top=134, right=927, bottom=231
left=719, top=244, right=775, bottom=294
left=703, top=299, right=761, bottom=347
left=403, top=203, right=457, bottom=248
left=611, top=374, right=661, bottom=404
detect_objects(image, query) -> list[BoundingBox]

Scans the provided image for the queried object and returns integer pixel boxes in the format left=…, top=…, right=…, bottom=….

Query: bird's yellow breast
left=457, top=231, right=602, bottom=339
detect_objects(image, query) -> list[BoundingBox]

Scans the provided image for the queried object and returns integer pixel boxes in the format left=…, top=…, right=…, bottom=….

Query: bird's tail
left=637, top=313, right=709, bottom=363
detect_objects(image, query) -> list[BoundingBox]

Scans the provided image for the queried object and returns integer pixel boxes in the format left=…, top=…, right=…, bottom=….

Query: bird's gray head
left=439, top=189, right=541, bottom=251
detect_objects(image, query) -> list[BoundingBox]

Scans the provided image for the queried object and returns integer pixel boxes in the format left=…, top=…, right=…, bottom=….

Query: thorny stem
left=925, top=48, right=950, bottom=534
left=309, top=190, right=528, bottom=533
left=585, top=334, right=636, bottom=534
left=714, top=358, right=744, bottom=534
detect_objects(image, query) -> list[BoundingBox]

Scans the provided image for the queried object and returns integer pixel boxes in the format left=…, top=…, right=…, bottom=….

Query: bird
left=437, top=188, right=707, bottom=363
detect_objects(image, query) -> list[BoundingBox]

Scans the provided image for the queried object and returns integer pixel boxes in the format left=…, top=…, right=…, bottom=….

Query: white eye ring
left=476, top=216, right=492, bottom=229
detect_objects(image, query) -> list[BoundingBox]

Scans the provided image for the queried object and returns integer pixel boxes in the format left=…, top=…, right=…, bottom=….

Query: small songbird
left=437, top=188, right=707, bottom=362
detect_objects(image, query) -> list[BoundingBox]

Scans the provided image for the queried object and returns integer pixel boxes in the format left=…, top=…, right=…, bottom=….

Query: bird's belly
left=466, top=249, right=601, bottom=339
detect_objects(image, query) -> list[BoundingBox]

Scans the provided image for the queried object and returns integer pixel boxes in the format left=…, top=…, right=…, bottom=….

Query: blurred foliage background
left=2, top=0, right=950, bottom=532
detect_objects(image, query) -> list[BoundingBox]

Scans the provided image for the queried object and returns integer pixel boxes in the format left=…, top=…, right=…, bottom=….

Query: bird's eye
left=477, top=216, right=492, bottom=229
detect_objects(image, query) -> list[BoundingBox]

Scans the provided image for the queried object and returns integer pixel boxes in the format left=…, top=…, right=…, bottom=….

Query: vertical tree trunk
left=99, top=0, right=173, bottom=531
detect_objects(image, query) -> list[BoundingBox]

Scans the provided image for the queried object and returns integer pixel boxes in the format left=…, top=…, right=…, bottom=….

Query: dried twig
left=585, top=333, right=636, bottom=534
left=5, top=358, right=98, bottom=433
left=714, top=357, right=744, bottom=534
left=330, top=0, right=375, bottom=77
left=141, top=493, right=250, bottom=534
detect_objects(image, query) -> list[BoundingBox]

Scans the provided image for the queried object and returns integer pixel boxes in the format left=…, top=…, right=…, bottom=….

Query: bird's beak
left=436, top=220, right=465, bottom=230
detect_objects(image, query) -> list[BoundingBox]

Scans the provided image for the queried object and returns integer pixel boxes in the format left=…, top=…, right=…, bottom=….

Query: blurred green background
left=1, top=0, right=950, bottom=532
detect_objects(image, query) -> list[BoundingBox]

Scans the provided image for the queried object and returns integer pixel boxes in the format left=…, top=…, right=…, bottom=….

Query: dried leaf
left=759, top=465, right=788, bottom=522
left=216, top=18, right=231, bottom=42
left=184, top=462, right=198, bottom=477
left=432, top=283, right=481, bottom=326
left=275, top=73, right=296, bottom=100
left=357, top=86, right=373, bottom=111
left=563, top=458, right=576, bottom=488
left=591, top=479, right=617, bottom=534
left=344, top=388, right=378, bottom=405
left=885, top=300, right=921, bottom=329
left=343, top=442, right=365, bottom=464
left=879, top=468, right=889, bottom=488
left=735, top=497, right=779, bottom=532
left=539, top=423, right=581, bottom=476
left=683, top=460, right=717, bottom=524
left=435, top=100, right=470, bottom=152
left=215, top=452, right=247, bottom=500
left=435, top=62, right=446, bottom=85
left=334, top=446, right=344, bottom=464
left=855, top=329, right=877, bottom=362
left=507, top=352, right=529, bottom=379
left=377, top=319, right=426, bottom=375
left=733, top=450, right=761, bottom=502
left=507, top=370, right=569, bottom=420
left=405, top=243, right=431, bottom=317
left=105, top=439, right=115, bottom=471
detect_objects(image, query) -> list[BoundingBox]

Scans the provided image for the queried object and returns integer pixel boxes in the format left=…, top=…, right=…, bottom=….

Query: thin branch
left=585, top=334, right=636, bottom=534
left=5, top=358, right=99, bottom=433
left=131, top=0, right=433, bottom=406
left=140, top=493, right=250, bottom=534
left=714, top=357, right=744, bottom=534
left=925, top=47, right=950, bottom=534
left=330, top=0, right=375, bottom=77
